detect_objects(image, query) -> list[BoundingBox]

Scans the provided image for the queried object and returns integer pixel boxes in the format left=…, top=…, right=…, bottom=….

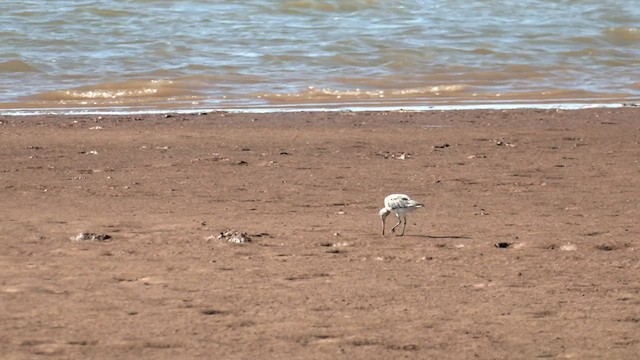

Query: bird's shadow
left=402, top=234, right=471, bottom=240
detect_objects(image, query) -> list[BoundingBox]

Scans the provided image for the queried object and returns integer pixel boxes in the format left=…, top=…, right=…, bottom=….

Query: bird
left=379, top=194, right=423, bottom=236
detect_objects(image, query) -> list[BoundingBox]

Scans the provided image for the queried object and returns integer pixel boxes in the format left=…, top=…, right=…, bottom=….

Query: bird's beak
left=381, top=218, right=386, bottom=235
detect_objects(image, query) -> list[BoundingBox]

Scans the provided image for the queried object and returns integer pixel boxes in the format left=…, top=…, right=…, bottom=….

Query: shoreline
left=2, top=107, right=639, bottom=359
left=1, top=100, right=638, bottom=116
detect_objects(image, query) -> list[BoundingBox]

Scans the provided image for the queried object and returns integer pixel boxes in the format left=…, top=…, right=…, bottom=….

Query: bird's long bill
left=381, top=218, right=386, bottom=235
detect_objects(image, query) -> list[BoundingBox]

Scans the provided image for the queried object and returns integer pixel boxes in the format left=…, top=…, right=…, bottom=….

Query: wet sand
left=1, top=108, right=639, bottom=359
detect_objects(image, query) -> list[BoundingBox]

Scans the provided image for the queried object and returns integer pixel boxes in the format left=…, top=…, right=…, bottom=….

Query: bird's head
left=379, top=208, right=391, bottom=235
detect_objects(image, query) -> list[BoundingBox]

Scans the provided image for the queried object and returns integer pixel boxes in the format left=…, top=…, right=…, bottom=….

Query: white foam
left=0, top=102, right=632, bottom=116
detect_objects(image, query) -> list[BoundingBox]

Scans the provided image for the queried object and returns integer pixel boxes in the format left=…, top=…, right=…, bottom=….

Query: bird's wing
left=385, top=194, right=419, bottom=209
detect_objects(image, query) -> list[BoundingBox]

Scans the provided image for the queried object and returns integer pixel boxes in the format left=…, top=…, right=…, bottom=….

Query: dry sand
left=1, top=108, right=639, bottom=359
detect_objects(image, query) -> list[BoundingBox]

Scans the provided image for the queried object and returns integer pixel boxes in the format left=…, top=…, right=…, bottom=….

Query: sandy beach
left=1, top=108, right=639, bottom=359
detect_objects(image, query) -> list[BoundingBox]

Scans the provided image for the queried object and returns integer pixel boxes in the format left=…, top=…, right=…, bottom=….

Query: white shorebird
left=379, top=194, right=423, bottom=236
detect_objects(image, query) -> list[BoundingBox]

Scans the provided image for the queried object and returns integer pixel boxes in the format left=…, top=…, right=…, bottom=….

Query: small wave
left=560, top=48, right=607, bottom=57
left=27, top=79, right=202, bottom=107
left=466, top=89, right=633, bottom=104
left=33, top=80, right=176, bottom=100
left=390, top=85, right=468, bottom=95
left=0, top=60, right=40, bottom=73
left=470, top=48, right=498, bottom=56
left=280, top=0, right=391, bottom=14
left=85, top=8, right=138, bottom=18
left=253, top=85, right=638, bottom=109
left=259, top=85, right=470, bottom=103
left=603, top=27, right=640, bottom=46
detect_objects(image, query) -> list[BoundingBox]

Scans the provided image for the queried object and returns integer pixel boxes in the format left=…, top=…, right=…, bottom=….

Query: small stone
left=495, top=242, right=512, bottom=248
left=201, top=309, right=226, bottom=315
left=72, top=232, right=112, bottom=242
left=393, top=152, right=411, bottom=159
left=217, top=230, right=252, bottom=244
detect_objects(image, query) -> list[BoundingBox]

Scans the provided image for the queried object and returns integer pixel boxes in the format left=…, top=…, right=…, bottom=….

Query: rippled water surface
left=2, top=0, right=639, bottom=112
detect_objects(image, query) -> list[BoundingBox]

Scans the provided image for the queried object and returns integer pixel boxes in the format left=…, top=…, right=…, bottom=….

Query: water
left=2, top=0, right=640, bottom=113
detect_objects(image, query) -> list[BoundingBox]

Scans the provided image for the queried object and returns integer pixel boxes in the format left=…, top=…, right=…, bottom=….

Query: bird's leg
left=400, top=216, right=407, bottom=236
left=390, top=214, right=402, bottom=234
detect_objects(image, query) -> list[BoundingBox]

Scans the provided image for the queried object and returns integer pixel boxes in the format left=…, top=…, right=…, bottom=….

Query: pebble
left=218, top=230, right=252, bottom=244
left=72, top=232, right=112, bottom=242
